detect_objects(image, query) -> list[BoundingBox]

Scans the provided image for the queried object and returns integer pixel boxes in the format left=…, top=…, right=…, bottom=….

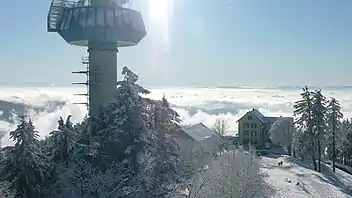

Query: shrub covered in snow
left=178, top=147, right=275, bottom=198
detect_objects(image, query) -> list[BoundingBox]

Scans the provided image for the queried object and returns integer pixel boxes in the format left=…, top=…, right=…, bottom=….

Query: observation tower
left=47, top=0, right=146, bottom=118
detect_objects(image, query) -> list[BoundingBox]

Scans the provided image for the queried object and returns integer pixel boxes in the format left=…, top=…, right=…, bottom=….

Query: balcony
left=47, top=0, right=146, bottom=47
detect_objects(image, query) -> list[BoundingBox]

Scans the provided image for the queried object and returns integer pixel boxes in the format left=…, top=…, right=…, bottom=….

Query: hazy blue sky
left=1, top=0, right=352, bottom=87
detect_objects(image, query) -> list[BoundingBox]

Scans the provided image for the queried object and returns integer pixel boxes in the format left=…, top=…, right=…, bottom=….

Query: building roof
left=182, top=123, right=218, bottom=141
left=237, top=108, right=268, bottom=123
left=266, top=116, right=279, bottom=125
left=237, top=109, right=293, bottom=125
left=251, top=109, right=268, bottom=123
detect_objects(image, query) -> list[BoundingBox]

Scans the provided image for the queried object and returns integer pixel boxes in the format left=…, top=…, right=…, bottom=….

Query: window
left=72, top=8, right=80, bottom=25
left=252, top=140, right=258, bottom=145
left=248, top=116, right=252, bottom=120
left=244, top=123, right=249, bottom=128
left=106, top=9, right=114, bottom=28
left=87, top=8, right=95, bottom=27
left=251, top=123, right=257, bottom=128
left=251, top=131, right=256, bottom=136
left=244, top=131, right=249, bottom=136
left=60, top=9, right=68, bottom=30
left=64, top=10, right=73, bottom=30
left=243, top=139, right=249, bottom=146
left=96, top=8, right=105, bottom=27
left=79, top=8, right=87, bottom=27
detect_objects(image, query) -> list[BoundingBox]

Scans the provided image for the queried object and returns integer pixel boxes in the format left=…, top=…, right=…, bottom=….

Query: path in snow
left=261, top=155, right=352, bottom=198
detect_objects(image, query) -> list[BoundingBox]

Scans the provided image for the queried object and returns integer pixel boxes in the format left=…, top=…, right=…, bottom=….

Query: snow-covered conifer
left=0, top=116, right=48, bottom=198
left=326, top=97, right=343, bottom=172
left=46, top=116, right=76, bottom=166
left=293, top=86, right=317, bottom=170
left=341, top=119, right=352, bottom=165
left=149, top=95, right=190, bottom=196
left=91, top=66, right=159, bottom=197
left=311, top=89, right=328, bottom=172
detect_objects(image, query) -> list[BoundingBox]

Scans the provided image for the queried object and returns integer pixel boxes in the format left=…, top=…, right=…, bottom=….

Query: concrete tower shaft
left=87, top=42, right=117, bottom=118
left=47, top=0, right=146, bottom=118
left=87, top=0, right=127, bottom=117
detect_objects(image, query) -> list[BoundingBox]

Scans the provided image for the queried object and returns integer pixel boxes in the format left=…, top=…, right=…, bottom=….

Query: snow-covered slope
left=261, top=155, right=352, bottom=198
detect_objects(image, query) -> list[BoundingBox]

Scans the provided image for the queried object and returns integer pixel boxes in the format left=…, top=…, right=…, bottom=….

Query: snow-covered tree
left=293, top=86, right=316, bottom=170
left=326, top=97, right=343, bottom=172
left=93, top=66, right=181, bottom=196
left=212, top=119, right=229, bottom=155
left=0, top=116, right=48, bottom=198
left=311, top=89, right=328, bottom=172
left=181, top=147, right=275, bottom=198
left=269, top=118, right=293, bottom=148
left=341, top=119, right=352, bottom=165
left=292, top=128, right=307, bottom=160
left=68, top=156, right=130, bottom=198
left=46, top=116, right=76, bottom=166
left=94, top=66, right=152, bottom=169
left=149, top=95, right=189, bottom=197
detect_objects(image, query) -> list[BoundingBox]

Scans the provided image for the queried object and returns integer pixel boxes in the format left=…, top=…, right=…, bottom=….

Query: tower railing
left=47, top=0, right=66, bottom=32
left=47, top=0, right=92, bottom=32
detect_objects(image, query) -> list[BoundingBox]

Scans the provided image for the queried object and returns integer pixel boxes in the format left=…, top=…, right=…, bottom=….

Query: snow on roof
left=266, top=116, right=279, bottom=124
left=182, top=123, right=218, bottom=141
left=266, top=116, right=293, bottom=125
left=251, top=109, right=268, bottom=123
left=238, top=109, right=293, bottom=125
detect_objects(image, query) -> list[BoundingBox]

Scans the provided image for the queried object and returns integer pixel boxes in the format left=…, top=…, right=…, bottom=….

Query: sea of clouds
left=1, top=86, right=352, bottom=147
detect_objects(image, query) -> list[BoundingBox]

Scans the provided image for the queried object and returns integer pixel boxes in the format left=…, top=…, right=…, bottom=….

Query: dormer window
left=248, top=116, right=252, bottom=120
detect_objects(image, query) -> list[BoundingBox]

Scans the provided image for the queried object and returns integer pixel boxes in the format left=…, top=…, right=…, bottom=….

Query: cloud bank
left=1, top=86, right=352, bottom=147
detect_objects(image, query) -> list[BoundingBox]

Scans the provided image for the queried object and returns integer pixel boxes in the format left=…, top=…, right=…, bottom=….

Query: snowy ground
left=261, top=155, right=352, bottom=198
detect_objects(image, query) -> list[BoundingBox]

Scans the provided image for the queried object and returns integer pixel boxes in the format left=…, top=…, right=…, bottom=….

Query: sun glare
left=147, top=0, right=175, bottom=75
left=148, top=0, right=174, bottom=53
left=148, top=0, right=173, bottom=22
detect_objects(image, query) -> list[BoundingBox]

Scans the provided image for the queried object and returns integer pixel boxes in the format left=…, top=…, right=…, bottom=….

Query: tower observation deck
left=47, top=0, right=146, bottom=118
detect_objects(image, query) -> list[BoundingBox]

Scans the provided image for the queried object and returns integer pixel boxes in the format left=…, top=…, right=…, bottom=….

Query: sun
left=148, top=0, right=174, bottom=23
left=148, top=0, right=174, bottom=52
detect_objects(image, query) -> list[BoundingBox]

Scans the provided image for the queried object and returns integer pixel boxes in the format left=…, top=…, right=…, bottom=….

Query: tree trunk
left=312, top=150, right=317, bottom=171
left=332, top=114, right=336, bottom=172
left=318, top=140, right=321, bottom=172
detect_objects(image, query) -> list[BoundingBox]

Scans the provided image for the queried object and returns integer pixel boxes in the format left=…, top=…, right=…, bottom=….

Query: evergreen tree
left=47, top=116, right=76, bottom=166
left=342, top=119, right=352, bottom=165
left=0, top=116, right=48, bottom=198
left=151, top=95, right=189, bottom=197
left=94, top=66, right=156, bottom=196
left=326, top=97, right=343, bottom=172
left=293, top=86, right=317, bottom=170
left=40, top=116, right=80, bottom=196
left=311, top=89, right=327, bottom=172
left=292, top=128, right=307, bottom=160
